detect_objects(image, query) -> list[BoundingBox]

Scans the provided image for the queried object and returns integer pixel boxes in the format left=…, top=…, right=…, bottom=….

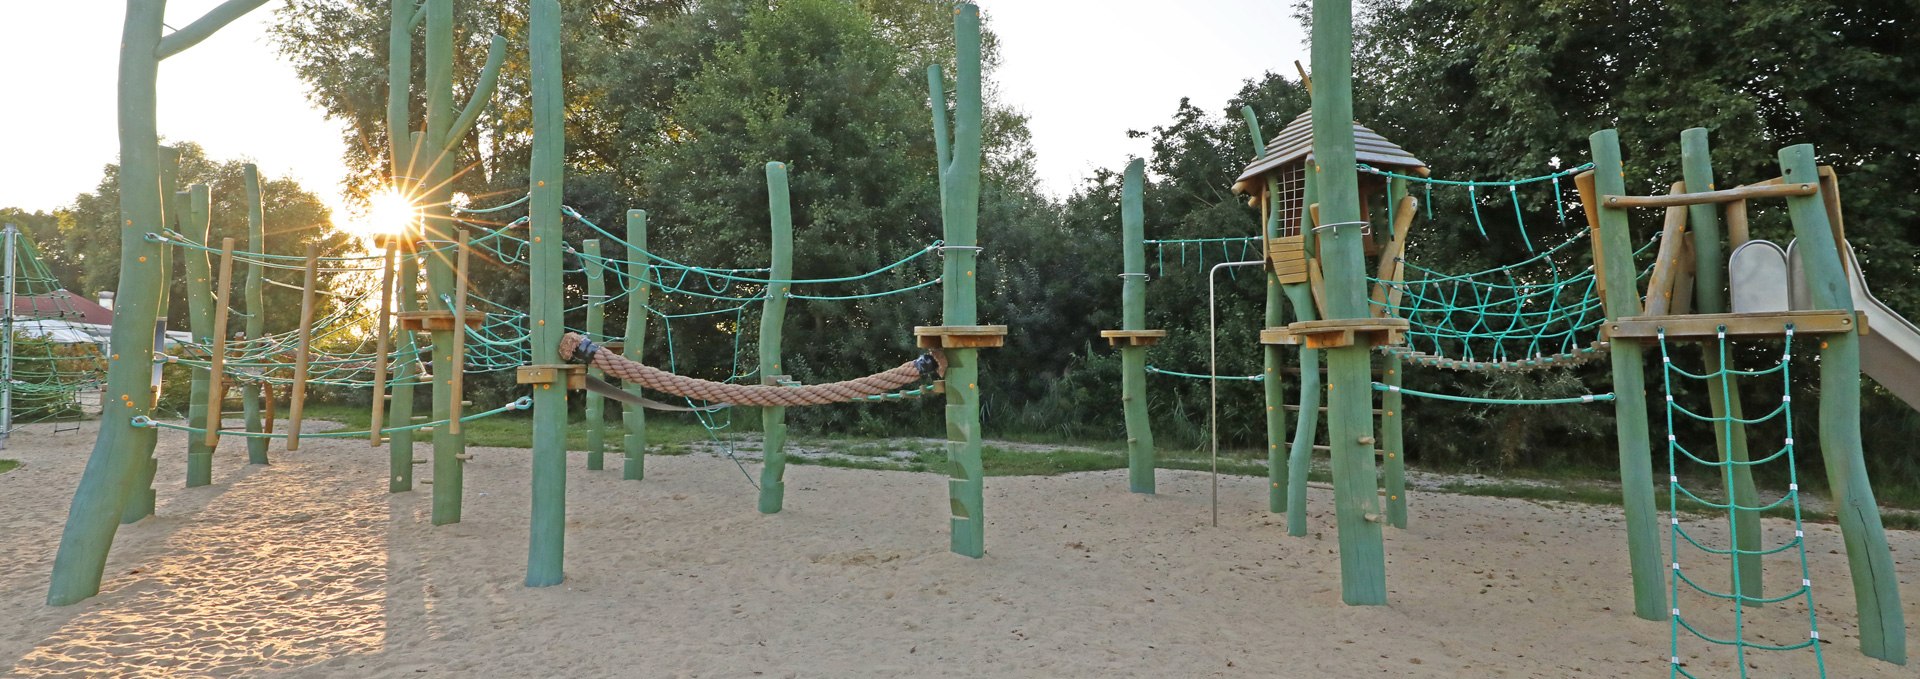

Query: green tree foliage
left=56, top=143, right=351, bottom=336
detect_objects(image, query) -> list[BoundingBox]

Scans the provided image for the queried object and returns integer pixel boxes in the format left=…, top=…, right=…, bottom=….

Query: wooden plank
left=914, top=324, right=1008, bottom=349
left=370, top=243, right=397, bottom=446
left=287, top=243, right=318, bottom=451
left=1369, top=194, right=1419, bottom=317
left=1258, top=327, right=1298, bottom=345
left=1641, top=184, right=1689, bottom=316
left=204, top=238, right=235, bottom=449
left=1607, top=310, right=1860, bottom=341
left=1602, top=181, right=1816, bottom=208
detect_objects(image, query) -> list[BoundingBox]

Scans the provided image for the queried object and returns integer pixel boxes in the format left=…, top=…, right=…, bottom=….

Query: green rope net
left=4, top=229, right=109, bottom=431
left=1658, top=326, right=1826, bottom=678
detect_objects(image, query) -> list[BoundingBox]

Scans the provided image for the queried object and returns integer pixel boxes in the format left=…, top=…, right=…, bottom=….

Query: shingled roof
left=1236, top=111, right=1424, bottom=185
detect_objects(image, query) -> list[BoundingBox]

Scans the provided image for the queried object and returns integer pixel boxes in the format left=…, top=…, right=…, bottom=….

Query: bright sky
left=0, top=0, right=1306, bottom=217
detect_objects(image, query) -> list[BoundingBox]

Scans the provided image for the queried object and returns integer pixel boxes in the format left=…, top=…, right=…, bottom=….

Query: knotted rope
left=558, top=332, right=941, bottom=407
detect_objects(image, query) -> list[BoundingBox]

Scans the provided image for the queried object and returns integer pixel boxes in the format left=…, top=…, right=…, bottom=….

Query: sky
left=0, top=0, right=1308, bottom=220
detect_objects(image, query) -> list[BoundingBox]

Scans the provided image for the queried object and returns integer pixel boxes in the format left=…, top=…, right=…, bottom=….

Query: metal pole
left=2, top=224, right=16, bottom=449
left=1208, top=259, right=1266, bottom=527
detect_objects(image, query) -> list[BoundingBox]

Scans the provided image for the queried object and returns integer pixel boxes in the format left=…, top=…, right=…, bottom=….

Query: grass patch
left=1440, top=481, right=1920, bottom=531
left=0, top=460, right=17, bottom=475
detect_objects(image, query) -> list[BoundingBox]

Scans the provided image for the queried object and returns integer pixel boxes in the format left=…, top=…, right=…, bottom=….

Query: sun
left=344, top=188, right=419, bottom=241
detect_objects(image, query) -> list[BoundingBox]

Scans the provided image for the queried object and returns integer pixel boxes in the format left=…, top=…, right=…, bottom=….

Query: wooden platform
left=1099, top=329, right=1167, bottom=347
left=516, top=364, right=586, bottom=390
left=398, top=309, right=485, bottom=332
left=1273, top=318, right=1408, bottom=349
left=914, top=325, right=1008, bottom=349
left=1605, top=310, right=1863, bottom=342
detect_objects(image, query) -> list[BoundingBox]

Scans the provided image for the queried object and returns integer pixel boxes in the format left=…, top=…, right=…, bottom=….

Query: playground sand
left=1, top=421, right=1914, bottom=677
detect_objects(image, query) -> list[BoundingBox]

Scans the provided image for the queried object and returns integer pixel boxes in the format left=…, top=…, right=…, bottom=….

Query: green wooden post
left=622, top=210, right=649, bottom=481
left=929, top=3, right=986, bottom=558
left=1779, top=144, right=1906, bottom=664
left=1588, top=129, right=1666, bottom=621
left=1381, top=177, right=1408, bottom=529
left=382, top=0, right=416, bottom=493
left=525, top=0, right=567, bottom=588
left=1679, top=128, right=1761, bottom=603
left=415, top=0, right=505, bottom=525
left=1310, top=0, right=1387, bottom=605
left=1284, top=170, right=1322, bottom=537
left=240, top=164, right=269, bottom=466
left=183, top=184, right=216, bottom=487
left=49, top=0, right=270, bottom=607
left=1239, top=105, right=1289, bottom=512
left=121, top=151, right=183, bottom=526
left=584, top=239, right=607, bottom=471
left=1117, top=158, right=1156, bottom=494
left=758, top=162, right=796, bottom=513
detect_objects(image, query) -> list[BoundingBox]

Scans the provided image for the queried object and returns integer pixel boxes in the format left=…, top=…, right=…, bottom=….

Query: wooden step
left=1311, top=444, right=1389, bottom=457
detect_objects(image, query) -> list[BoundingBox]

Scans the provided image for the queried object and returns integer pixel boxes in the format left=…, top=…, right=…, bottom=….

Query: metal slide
left=1764, top=240, right=1920, bottom=411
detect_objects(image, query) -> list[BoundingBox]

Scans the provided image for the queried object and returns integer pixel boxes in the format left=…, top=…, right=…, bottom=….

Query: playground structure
left=1104, top=66, right=1909, bottom=679
left=47, top=0, right=1001, bottom=604
left=28, top=0, right=1910, bottom=675
left=0, top=225, right=113, bottom=447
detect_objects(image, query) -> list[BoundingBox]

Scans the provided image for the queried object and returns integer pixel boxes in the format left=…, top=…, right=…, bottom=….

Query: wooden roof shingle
left=1235, top=111, right=1425, bottom=185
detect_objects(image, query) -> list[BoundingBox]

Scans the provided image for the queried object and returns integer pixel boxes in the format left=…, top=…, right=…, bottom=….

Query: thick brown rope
left=558, top=333, right=935, bottom=407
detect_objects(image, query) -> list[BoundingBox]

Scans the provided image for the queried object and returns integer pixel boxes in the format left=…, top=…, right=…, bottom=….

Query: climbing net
left=3, top=229, right=109, bottom=430
left=1364, top=164, right=1661, bottom=373
left=1658, top=327, right=1826, bottom=678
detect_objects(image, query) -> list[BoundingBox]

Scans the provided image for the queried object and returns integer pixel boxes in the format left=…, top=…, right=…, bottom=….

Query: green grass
left=0, top=460, right=17, bottom=475
left=1441, top=481, right=1920, bottom=531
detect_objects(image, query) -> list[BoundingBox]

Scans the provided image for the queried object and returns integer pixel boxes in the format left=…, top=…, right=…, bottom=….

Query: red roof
left=10, top=290, right=113, bottom=325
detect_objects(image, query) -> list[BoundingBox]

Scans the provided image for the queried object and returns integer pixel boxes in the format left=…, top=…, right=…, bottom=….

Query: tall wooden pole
left=1779, top=145, right=1906, bottom=664
left=1587, top=129, right=1665, bottom=621
left=121, top=152, right=183, bottom=525
left=621, top=211, right=650, bottom=481
left=1310, top=0, right=1387, bottom=605
left=1678, top=128, right=1762, bottom=603
left=382, top=0, right=421, bottom=491
left=240, top=164, right=268, bottom=465
left=204, top=239, right=235, bottom=452
left=584, top=239, right=607, bottom=469
left=50, top=0, right=271, bottom=607
left=182, top=185, right=217, bottom=487
left=371, top=244, right=397, bottom=445
left=287, top=244, right=319, bottom=451
left=1284, top=173, right=1322, bottom=537
left=758, top=162, right=796, bottom=513
left=929, top=3, right=986, bottom=558
left=449, top=229, right=469, bottom=435
left=525, top=0, right=567, bottom=587
left=1117, top=159, right=1157, bottom=494
left=1240, top=105, right=1289, bottom=512
left=1380, top=177, right=1409, bottom=529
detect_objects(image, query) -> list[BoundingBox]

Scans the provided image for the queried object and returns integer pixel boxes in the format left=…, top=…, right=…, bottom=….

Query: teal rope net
left=1658, top=326, right=1826, bottom=678
left=4, top=230, right=108, bottom=430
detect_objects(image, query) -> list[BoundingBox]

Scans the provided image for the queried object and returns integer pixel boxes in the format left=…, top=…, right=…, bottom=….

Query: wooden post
left=1679, top=128, right=1763, bottom=604
left=1779, top=145, right=1906, bottom=664
left=287, top=243, right=319, bottom=451
left=758, top=163, right=796, bottom=513
left=1117, top=158, right=1157, bottom=494
left=50, top=0, right=271, bottom=605
left=183, top=185, right=217, bottom=487
left=930, top=3, right=987, bottom=558
left=622, top=210, right=650, bottom=481
left=122, top=151, right=183, bottom=525
left=1240, top=105, right=1288, bottom=512
left=1587, top=129, right=1666, bottom=621
left=449, top=229, right=468, bottom=435
left=370, top=243, right=397, bottom=445
left=584, top=239, right=606, bottom=470
left=387, top=132, right=426, bottom=492
left=204, top=238, right=236, bottom=451
left=1380, top=177, right=1409, bottom=529
left=241, top=164, right=268, bottom=465
left=525, top=0, right=567, bottom=587
left=1284, top=170, right=1323, bottom=537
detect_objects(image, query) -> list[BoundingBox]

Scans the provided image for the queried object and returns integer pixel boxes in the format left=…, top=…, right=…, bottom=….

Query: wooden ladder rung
left=1310, top=444, right=1389, bottom=456
left=1282, top=405, right=1384, bottom=414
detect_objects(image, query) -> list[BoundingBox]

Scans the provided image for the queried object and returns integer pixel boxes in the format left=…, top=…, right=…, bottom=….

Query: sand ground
left=0, top=420, right=1913, bottom=677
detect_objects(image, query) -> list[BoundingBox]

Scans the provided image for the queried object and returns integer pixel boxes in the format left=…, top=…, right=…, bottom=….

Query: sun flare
left=344, top=188, right=419, bottom=240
